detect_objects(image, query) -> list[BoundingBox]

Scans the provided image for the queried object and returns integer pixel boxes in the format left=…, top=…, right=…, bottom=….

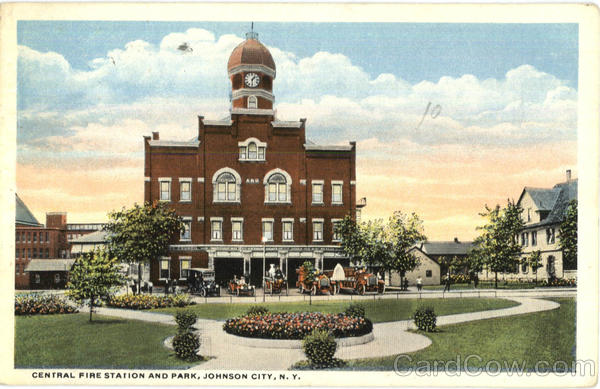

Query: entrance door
left=214, top=258, right=244, bottom=287
left=250, top=257, right=281, bottom=287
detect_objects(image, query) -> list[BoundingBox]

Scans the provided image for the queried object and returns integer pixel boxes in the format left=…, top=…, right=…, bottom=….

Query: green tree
left=384, top=211, right=427, bottom=277
left=67, top=249, right=125, bottom=321
left=471, top=200, right=524, bottom=289
left=105, top=202, right=183, bottom=293
left=526, top=250, right=543, bottom=284
left=559, top=199, right=577, bottom=270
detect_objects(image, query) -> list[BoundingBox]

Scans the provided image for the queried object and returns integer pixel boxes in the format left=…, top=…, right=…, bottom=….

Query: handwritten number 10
left=415, top=102, right=442, bottom=130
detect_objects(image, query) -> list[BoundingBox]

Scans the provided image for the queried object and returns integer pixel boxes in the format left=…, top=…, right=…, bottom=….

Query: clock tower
left=227, top=29, right=276, bottom=112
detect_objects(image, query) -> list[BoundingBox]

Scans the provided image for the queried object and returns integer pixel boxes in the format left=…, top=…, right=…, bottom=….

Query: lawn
left=15, top=313, right=195, bottom=369
left=339, top=297, right=576, bottom=371
left=153, top=298, right=519, bottom=323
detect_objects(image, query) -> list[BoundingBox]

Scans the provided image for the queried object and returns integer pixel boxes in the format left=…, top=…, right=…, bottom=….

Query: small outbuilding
left=388, top=247, right=441, bottom=286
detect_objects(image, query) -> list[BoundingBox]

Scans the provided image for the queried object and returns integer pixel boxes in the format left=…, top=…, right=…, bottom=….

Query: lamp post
left=262, top=236, right=267, bottom=302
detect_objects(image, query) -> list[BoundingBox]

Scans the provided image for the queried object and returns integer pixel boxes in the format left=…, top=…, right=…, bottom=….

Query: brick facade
left=144, top=32, right=358, bottom=287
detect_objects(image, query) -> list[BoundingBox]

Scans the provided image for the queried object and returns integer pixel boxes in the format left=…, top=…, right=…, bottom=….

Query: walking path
left=94, top=295, right=564, bottom=370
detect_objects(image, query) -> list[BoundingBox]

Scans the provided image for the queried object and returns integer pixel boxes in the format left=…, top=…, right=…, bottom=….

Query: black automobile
left=187, top=268, right=221, bottom=297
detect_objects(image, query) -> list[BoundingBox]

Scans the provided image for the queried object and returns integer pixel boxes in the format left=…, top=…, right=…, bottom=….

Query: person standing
left=443, top=272, right=451, bottom=292
left=416, top=276, right=423, bottom=291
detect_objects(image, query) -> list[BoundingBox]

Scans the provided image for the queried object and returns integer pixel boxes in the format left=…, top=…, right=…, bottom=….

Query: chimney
left=46, top=212, right=67, bottom=229
left=454, top=237, right=460, bottom=243
left=566, top=169, right=571, bottom=182
left=152, top=132, right=159, bottom=140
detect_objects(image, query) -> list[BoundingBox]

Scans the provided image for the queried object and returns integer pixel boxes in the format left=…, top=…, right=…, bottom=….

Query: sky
left=16, top=21, right=578, bottom=240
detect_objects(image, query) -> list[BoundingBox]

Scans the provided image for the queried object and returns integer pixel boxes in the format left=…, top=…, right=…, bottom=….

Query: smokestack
left=566, top=169, right=571, bottom=182
left=152, top=132, right=159, bottom=140
left=454, top=237, right=460, bottom=243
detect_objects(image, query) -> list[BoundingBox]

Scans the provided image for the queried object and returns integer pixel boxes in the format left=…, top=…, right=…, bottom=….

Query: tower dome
left=228, top=30, right=276, bottom=112
left=227, top=32, right=276, bottom=73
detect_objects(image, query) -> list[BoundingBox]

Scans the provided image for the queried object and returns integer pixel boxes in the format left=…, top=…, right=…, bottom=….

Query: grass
left=153, top=298, right=519, bottom=323
left=15, top=313, right=198, bottom=369
left=335, top=297, right=576, bottom=371
left=423, top=282, right=537, bottom=290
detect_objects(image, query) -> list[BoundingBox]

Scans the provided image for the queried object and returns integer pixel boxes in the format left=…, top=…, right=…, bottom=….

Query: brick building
left=15, top=195, right=72, bottom=289
left=144, top=30, right=361, bottom=287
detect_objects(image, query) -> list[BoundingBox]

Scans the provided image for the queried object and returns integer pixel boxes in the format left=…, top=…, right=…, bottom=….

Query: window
left=248, top=95, right=257, bottom=109
left=180, top=218, right=191, bottom=241
left=27, top=232, right=30, bottom=242
left=54, top=274, right=61, bottom=284
left=160, top=258, right=170, bottom=280
left=264, top=170, right=291, bottom=203
left=179, top=178, right=192, bottom=202
left=45, top=232, right=49, bottom=243
left=521, top=232, right=528, bottom=246
left=312, top=219, right=324, bottom=242
left=521, top=262, right=528, bottom=273
left=546, top=228, right=555, bottom=244
left=33, top=248, right=38, bottom=259
left=331, top=181, right=343, bottom=204
left=34, top=274, right=40, bottom=284
left=15, top=264, right=19, bottom=275
left=27, top=248, right=31, bottom=258
left=211, top=218, right=223, bottom=241
left=426, top=270, right=432, bottom=278
left=159, top=178, right=171, bottom=201
left=332, top=219, right=342, bottom=242
left=262, top=219, right=274, bottom=241
left=312, top=181, right=324, bottom=204
left=239, top=138, right=267, bottom=162
left=45, top=248, right=49, bottom=258
left=282, top=219, right=294, bottom=242
left=33, top=232, right=37, bottom=243
left=232, top=218, right=243, bottom=241
left=16, top=232, right=19, bottom=242
left=531, top=231, right=537, bottom=246
left=527, top=208, right=531, bottom=222
left=15, top=248, right=19, bottom=259
left=213, top=170, right=240, bottom=203
left=180, top=257, right=191, bottom=280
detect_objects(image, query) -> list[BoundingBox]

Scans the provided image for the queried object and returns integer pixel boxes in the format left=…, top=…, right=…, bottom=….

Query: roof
left=15, top=194, right=42, bottom=227
left=71, top=229, right=109, bottom=244
left=522, top=187, right=561, bottom=211
left=304, top=144, right=354, bottom=152
left=420, top=241, right=474, bottom=256
left=227, top=36, right=276, bottom=72
left=25, top=259, right=75, bottom=272
left=149, top=140, right=200, bottom=148
left=522, top=179, right=578, bottom=228
left=272, top=121, right=303, bottom=129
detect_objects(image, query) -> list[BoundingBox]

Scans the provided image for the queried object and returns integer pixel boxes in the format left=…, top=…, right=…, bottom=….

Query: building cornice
left=232, top=88, right=274, bottom=102
left=228, top=64, right=276, bottom=78
left=231, top=108, right=274, bottom=116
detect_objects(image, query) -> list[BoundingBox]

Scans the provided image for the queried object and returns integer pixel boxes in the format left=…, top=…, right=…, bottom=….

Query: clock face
left=244, top=73, right=260, bottom=88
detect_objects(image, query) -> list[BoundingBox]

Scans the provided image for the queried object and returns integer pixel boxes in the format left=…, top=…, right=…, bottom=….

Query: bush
left=302, top=329, right=345, bottom=369
left=441, top=273, right=470, bottom=284
left=172, top=331, right=201, bottom=361
left=246, top=305, right=269, bottom=316
left=344, top=303, right=366, bottom=318
left=224, top=312, right=373, bottom=340
left=413, top=306, right=437, bottom=332
left=106, top=294, right=193, bottom=310
left=175, top=311, right=197, bottom=332
left=15, top=294, right=78, bottom=315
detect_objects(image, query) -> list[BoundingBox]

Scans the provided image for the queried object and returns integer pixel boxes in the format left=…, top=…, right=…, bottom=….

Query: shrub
left=246, top=305, right=269, bottom=316
left=539, top=278, right=576, bottom=287
left=15, top=294, right=78, bottom=315
left=413, top=306, right=437, bottom=332
left=344, top=303, right=366, bottom=318
left=175, top=311, right=197, bottom=332
left=106, top=294, right=193, bottom=310
left=172, top=331, right=201, bottom=361
left=223, top=312, right=372, bottom=340
left=441, top=273, right=470, bottom=284
left=302, top=329, right=345, bottom=369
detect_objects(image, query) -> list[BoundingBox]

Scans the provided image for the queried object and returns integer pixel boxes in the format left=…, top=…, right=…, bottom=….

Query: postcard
left=1, top=2, right=598, bottom=387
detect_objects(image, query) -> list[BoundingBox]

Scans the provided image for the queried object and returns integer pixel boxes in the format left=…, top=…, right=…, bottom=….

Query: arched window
left=212, top=168, right=241, bottom=203
left=238, top=138, right=267, bottom=161
left=248, top=95, right=257, bottom=109
left=248, top=143, right=257, bottom=160
left=264, top=169, right=292, bottom=204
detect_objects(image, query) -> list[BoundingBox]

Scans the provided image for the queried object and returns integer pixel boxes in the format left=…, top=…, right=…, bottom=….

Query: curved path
left=95, top=297, right=561, bottom=370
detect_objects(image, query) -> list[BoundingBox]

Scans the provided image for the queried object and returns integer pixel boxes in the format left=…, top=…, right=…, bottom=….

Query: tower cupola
left=227, top=27, right=276, bottom=111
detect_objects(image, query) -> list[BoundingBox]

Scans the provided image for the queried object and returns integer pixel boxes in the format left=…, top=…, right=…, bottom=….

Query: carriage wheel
left=359, top=284, right=366, bottom=295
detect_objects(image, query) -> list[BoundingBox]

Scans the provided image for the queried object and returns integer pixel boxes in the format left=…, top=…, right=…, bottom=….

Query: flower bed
left=106, top=294, right=193, bottom=310
left=223, top=312, right=373, bottom=340
left=15, top=294, right=78, bottom=315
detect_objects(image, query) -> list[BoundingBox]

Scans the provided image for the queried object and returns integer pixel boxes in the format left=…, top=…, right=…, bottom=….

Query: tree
left=470, top=200, right=524, bottom=289
left=559, top=199, right=577, bottom=270
left=67, top=249, right=125, bottom=321
left=336, top=211, right=426, bottom=279
left=526, top=250, right=543, bottom=284
left=105, top=202, right=183, bottom=293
